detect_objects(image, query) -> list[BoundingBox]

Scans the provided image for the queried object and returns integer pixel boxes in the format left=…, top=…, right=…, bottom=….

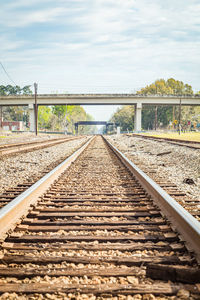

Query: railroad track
left=0, top=136, right=200, bottom=298
left=0, top=136, right=82, bottom=157
left=0, top=137, right=88, bottom=209
left=119, top=152, right=200, bottom=222
left=128, top=133, right=200, bottom=150
left=118, top=134, right=200, bottom=221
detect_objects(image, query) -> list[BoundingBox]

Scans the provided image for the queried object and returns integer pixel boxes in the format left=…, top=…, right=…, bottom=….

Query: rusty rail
left=104, top=137, right=200, bottom=263
left=0, top=137, right=93, bottom=239
left=0, top=136, right=83, bottom=157
left=0, top=135, right=199, bottom=297
left=126, top=133, right=200, bottom=149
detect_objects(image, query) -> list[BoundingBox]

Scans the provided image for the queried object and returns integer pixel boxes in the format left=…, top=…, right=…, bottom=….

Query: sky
left=0, top=0, right=200, bottom=121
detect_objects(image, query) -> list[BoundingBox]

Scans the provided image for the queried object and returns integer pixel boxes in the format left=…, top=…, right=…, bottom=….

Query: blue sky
left=0, top=0, right=200, bottom=120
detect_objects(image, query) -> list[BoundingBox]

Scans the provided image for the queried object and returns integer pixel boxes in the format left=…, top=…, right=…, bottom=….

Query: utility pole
left=172, top=106, right=175, bottom=129
left=65, top=104, right=68, bottom=134
left=0, top=106, right=2, bottom=129
left=154, top=106, right=158, bottom=131
left=34, top=83, right=38, bottom=136
left=178, top=98, right=182, bottom=135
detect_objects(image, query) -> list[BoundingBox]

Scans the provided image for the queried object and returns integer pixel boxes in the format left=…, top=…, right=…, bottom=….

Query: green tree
left=0, top=85, right=32, bottom=123
left=110, top=106, right=135, bottom=132
left=38, top=106, right=52, bottom=129
left=137, top=78, right=193, bottom=96
left=110, top=78, right=197, bottom=131
left=0, top=85, right=32, bottom=96
left=52, top=105, right=67, bottom=130
left=137, top=78, right=194, bottom=129
left=52, top=105, right=67, bottom=118
left=0, top=85, right=7, bottom=95
left=51, top=105, right=96, bottom=134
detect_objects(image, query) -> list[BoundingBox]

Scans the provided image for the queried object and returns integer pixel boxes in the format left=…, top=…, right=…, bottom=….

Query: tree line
left=110, top=78, right=200, bottom=131
left=1, top=79, right=200, bottom=133
left=39, top=105, right=96, bottom=134
left=0, top=85, right=96, bottom=134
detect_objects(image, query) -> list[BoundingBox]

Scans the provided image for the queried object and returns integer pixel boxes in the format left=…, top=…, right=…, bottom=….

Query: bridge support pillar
left=29, top=104, right=35, bottom=132
left=134, top=103, right=142, bottom=132
left=75, top=124, right=78, bottom=135
left=105, top=124, right=108, bottom=134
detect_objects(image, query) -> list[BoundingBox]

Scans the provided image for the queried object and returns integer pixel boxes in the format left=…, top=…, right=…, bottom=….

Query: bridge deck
left=0, top=94, right=200, bottom=106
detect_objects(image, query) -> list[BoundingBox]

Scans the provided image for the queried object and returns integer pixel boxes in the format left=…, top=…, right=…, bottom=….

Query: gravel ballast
left=0, top=133, right=199, bottom=208
left=106, top=134, right=200, bottom=201
left=0, top=132, right=65, bottom=145
left=0, top=136, right=88, bottom=195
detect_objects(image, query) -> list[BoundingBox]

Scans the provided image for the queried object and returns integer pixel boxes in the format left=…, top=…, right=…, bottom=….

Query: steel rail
left=0, top=136, right=83, bottom=157
left=128, top=133, right=200, bottom=149
left=1, top=134, right=199, bottom=263
left=0, top=137, right=78, bottom=150
left=104, top=137, right=200, bottom=263
left=129, top=133, right=200, bottom=144
left=0, top=137, right=94, bottom=240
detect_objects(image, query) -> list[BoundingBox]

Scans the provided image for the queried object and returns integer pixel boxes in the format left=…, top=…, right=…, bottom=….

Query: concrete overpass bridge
left=74, top=121, right=117, bottom=134
left=0, top=94, right=200, bottom=132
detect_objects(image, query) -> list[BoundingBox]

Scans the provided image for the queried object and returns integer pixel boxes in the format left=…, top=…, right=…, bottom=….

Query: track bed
left=0, top=136, right=199, bottom=299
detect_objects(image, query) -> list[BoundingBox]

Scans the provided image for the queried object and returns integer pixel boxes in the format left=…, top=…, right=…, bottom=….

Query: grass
left=141, top=131, right=200, bottom=142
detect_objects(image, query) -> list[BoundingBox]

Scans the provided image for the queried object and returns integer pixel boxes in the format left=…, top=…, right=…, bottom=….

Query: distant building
left=1, top=121, right=25, bottom=131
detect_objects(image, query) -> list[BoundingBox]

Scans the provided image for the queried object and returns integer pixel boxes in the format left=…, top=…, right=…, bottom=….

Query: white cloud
left=0, top=0, right=200, bottom=95
left=3, top=0, right=54, bottom=10
left=0, top=7, right=70, bottom=27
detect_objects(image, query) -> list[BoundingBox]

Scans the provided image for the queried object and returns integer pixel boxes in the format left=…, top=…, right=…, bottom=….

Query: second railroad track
left=0, top=136, right=82, bottom=157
